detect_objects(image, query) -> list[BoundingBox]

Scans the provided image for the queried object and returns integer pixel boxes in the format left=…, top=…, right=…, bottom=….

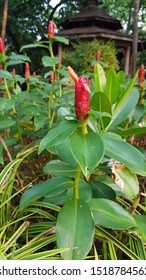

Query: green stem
left=74, top=166, right=81, bottom=200
left=130, top=193, right=140, bottom=216
left=16, top=116, right=24, bottom=147
left=49, top=98, right=56, bottom=129
left=81, top=120, right=88, bottom=135
left=26, top=80, right=30, bottom=92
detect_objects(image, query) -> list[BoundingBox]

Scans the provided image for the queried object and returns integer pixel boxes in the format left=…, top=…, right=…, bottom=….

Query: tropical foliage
left=0, top=19, right=146, bottom=260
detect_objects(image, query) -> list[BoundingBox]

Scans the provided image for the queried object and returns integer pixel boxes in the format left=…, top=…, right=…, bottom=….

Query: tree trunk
left=1, top=0, right=9, bottom=40
left=130, top=0, right=140, bottom=76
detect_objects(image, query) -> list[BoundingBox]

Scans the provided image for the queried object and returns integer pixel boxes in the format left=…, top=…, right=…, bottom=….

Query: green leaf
left=34, top=115, right=50, bottom=131
left=132, top=104, right=144, bottom=122
left=104, top=69, right=118, bottom=104
left=101, top=133, right=146, bottom=176
left=20, top=105, right=39, bottom=116
left=9, top=54, right=31, bottom=62
left=43, top=191, right=67, bottom=205
left=54, top=36, right=69, bottom=45
left=0, top=98, right=15, bottom=111
left=90, top=91, right=111, bottom=128
left=0, top=70, right=13, bottom=80
left=117, top=127, right=146, bottom=137
left=19, top=176, right=73, bottom=208
left=115, top=166, right=139, bottom=199
left=117, top=71, right=125, bottom=85
left=67, top=180, right=92, bottom=201
left=0, top=116, right=15, bottom=129
left=94, top=64, right=106, bottom=92
left=91, top=92, right=111, bottom=113
left=39, top=121, right=78, bottom=153
left=69, top=130, right=104, bottom=179
left=87, top=198, right=136, bottom=229
left=90, top=180, right=116, bottom=200
left=42, top=56, right=60, bottom=67
left=43, top=160, right=77, bottom=178
left=109, top=88, right=139, bottom=128
left=134, top=215, right=146, bottom=242
left=56, top=137, right=78, bottom=167
left=56, top=199, right=94, bottom=260
left=20, top=43, right=49, bottom=52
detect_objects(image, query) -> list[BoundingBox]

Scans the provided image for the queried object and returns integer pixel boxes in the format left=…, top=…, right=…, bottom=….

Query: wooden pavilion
left=57, top=0, right=145, bottom=75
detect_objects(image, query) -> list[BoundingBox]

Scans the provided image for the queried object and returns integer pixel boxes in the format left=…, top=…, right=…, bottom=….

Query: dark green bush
left=62, top=39, right=119, bottom=75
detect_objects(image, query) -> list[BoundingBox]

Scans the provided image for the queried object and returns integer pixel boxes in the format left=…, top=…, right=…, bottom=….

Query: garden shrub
left=62, top=39, right=119, bottom=75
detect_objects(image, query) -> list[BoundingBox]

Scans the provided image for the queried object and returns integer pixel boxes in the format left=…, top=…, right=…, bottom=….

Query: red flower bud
left=12, top=68, right=16, bottom=76
left=48, top=21, right=57, bottom=39
left=33, top=71, right=36, bottom=77
left=138, top=63, right=145, bottom=89
left=96, top=50, right=101, bottom=61
left=49, top=71, right=55, bottom=83
left=68, top=66, right=90, bottom=122
left=25, top=62, right=30, bottom=79
left=0, top=37, right=5, bottom=54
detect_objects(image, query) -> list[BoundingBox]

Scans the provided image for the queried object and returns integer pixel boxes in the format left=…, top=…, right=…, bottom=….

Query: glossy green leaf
left=43, top=191, right=67, bottom=205
left=101, top=133, right=146, bottom=176
left=39, top=121, right=78, bottom=153
left=91, top=92, right=111, bottom=113
left=43, top=160, right=76, bottom=177
left=94, top=64, right=106, bottom=92
left=42, top=56, right=60, bottom=67
left=56, top=199, right=94, bottom=260
left=90, top=180, right=116, bottom=200
left=123, top=70, right=138, bottom=97
left=104, top=69, right=118, bottom=104
left=115, top=166, right=139, bottom=199
left=19, top=176, right=73, bottom=208
left=0, top=116, right=15, bottom=129
left=87, top=198, right=136, bottom=229
left=109, top=87, right=139, bottom=128
left=134, top=215, right=146, bottom=242
left=117, top=71, right=125, bottom=85
left=56, top=137, right=78, bottom=167
left=54, top=36, right=69, bottom=45
left=90, top=91, right=111, bottom=128
left=69, top=130, right=104, bottom=179
left=67, top=180, right=92, bottom=201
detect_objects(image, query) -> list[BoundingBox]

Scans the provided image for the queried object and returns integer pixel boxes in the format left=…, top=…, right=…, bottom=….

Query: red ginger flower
left=0, top=37, right=5, bottom=54
left=96, top=50, right=101, bottom=61
left=138, top=63, right=145, bottom=89
left=48, top=21, right=57, bottom=39
left=25, top=62, right=30, bottom=79
left=68, top=66, right=90, bottom=122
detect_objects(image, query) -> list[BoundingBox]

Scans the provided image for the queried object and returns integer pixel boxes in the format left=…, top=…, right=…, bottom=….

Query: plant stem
left=74, top=165, right=81, bottom=200
left=81, top=120, right=88, bottom=135
left=130, top=193, right=140, bottom=216
left=73, top=120, right=89, bottom=200
left=4, top=78, right=16, bottom=114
